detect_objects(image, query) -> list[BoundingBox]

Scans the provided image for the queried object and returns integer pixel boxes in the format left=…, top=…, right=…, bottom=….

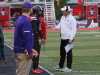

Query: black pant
left=59, top=39, right=72, bottom=69
left=32, top=35, right=41, bottom=70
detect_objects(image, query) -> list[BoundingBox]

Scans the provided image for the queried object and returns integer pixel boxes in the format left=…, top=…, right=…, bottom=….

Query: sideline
left=4, top=43, right=54, bottom=75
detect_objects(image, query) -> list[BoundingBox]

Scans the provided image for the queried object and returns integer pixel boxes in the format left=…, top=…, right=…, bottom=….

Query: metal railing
left=84, top=0, right=100, bottom=5
left=84, top=0, right=100, bottom=2
left=44, top=0, right=56, bottom=26
left=0, top=0, right=54, bottom=3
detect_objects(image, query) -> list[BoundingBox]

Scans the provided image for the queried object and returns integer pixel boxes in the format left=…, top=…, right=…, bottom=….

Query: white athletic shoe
left=62, top=67, right=72, bottom=72
left=53, top=66, right=63, bottom=71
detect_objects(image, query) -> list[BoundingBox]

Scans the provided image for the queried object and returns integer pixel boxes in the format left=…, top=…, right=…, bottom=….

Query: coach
left=51, top=6, right=77, bottom=72
left=13, top=2, right=36, bottom=75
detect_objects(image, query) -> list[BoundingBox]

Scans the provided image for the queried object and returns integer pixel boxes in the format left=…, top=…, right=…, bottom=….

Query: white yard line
left=47, top=41, right=100, bottom=43
left=73, top=49, right=100, bottom=51
left=77, top=31, right=100, bottom=34
left=55, top=71, right=100, bottom=73
left=46, top=44, right=100, bottom=47
left=80, top=54, right=98, bottom=56
left=74, top=41, right=100, bottom=43
left=40, top=54, right=49, bottom=57
left=42, top=49, right=100, bottom=51
left=73, top=62, right=100, bottom=64
left=40, top=55, right=100, bottom=57
left=39, top=65, right=53, bottom=75
left=4, top=43, right=54, bottom=75
left=5, top=43, right=13, bottom=50
left=94, top=35, right=100, bottom=37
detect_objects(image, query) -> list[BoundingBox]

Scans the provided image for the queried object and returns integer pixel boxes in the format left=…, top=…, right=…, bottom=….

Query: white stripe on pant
left=14, top=53, right=32, bottom=75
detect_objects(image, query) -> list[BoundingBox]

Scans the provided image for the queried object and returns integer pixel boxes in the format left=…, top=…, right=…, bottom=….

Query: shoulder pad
left=30, top=17, right=37, bottom=21
left=29, top=16, right=32, bottom=20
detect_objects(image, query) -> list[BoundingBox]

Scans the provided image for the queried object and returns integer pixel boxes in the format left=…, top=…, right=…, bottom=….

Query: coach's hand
left=51, top=25, right=55, bottom=29
left=69, top=40, right=72, bottom=44
left=38, top=39, right=42, bottom=45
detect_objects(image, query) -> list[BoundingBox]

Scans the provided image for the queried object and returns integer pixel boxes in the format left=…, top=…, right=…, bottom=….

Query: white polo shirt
left=55, top=14, right=77, bottom=40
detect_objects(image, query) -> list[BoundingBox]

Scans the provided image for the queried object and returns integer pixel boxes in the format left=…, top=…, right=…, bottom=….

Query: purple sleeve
left=22, top=21, right=33, bottom=54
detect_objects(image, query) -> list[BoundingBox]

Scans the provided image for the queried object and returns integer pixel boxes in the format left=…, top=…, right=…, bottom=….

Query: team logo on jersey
left=88, top=7, right=96, bottom=16
left=0, top=8, right=7, bottom=15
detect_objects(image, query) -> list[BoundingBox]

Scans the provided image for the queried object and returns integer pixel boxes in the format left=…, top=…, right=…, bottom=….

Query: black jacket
left=30, top=15, right=43, bottom=39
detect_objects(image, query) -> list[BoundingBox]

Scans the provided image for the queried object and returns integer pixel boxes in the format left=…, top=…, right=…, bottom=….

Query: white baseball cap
left=61, top=6, right=70, bottom=11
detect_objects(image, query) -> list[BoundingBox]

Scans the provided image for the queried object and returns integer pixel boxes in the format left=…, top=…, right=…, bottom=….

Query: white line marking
left=77, top=31, right=100, bottom=34
left=4, top=43, right=53, bottom=75
left=75, top=41, right=100, bottom=43
left=39, top=65, right=53, bottom=75
left=4, top=43, right=13, bottom=50
left=40, top=55, right=100, bottom=57
left=74, top=49, right=100, bottom=51
left=73, top=55, right=100, bottom=56
left=55, top=71, right=100, bottom=73
left=45, top=44, right=100, bottom=47
left=73, top=62, right=100, bottom=64
left=43, top=49, right=100, bottom=51
left=94, top=35, right=100, bottom=37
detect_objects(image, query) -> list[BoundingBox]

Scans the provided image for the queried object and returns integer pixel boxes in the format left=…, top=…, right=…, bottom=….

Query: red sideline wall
left=73, top=6, right=83, bottom=16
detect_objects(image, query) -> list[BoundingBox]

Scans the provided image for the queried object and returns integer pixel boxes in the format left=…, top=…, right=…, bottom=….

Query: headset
left=66, top=6, right=68, bottom=12
left=66, top=6, right=70, bottom=13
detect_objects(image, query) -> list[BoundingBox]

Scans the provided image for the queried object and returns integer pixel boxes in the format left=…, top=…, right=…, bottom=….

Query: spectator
left=78, top=12, right=83, bottom=20
left=17, top=13, right=20, bottom=17
left=84, top=11, right=87, bottom=20
left=12, top=13, right=17, bottom=22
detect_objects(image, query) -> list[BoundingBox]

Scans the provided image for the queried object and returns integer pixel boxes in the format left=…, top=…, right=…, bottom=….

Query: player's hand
left=69, top=40, right=72, bottom=44
left=33, top=53, right=37, bottom=58
left=42, top=39, right=46, bottom=44
left=27, top=53, right=37, bottom=59
left=27, top=54, right=33, bottom=59
left=44, top=40, right=46, bottom=44
left=38, top=39, right=42, bottom=45
left=41, top=39, right=44, bottom=44
left=3, top=60, right=7, bottom=64
left=51, top=25, right=55, bottom=29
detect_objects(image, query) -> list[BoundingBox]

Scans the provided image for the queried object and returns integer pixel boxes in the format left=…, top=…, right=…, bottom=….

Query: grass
left=3, top=30, right=100, bottom=75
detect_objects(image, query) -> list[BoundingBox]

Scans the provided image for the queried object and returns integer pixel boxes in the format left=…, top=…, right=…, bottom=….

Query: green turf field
left=3, top=30, right=100, bottom=75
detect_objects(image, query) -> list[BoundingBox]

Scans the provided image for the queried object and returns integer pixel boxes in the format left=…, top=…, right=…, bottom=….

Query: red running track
left=3, top=27, right=100, bottom=32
